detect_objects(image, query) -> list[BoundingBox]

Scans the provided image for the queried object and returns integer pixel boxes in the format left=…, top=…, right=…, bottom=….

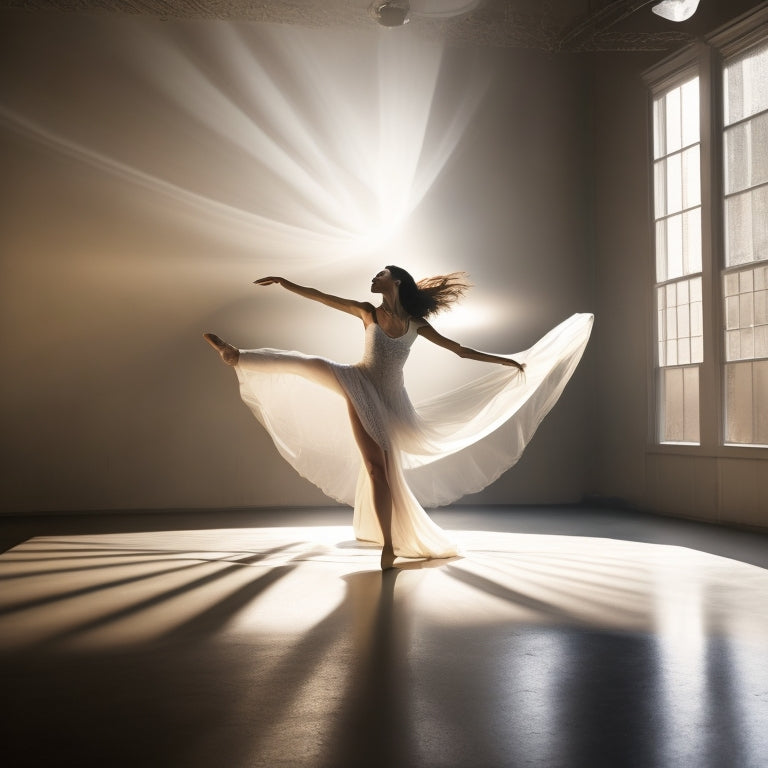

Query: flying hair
left=386, top=265, right=472, bottom=318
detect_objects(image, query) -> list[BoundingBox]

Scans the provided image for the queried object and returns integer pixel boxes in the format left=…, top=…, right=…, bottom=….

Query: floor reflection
left=1, top=523, right=767, bottom=767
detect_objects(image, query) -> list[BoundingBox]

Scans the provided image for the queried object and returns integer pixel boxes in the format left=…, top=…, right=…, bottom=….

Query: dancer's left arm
left=416, top=322, right=525, bottom=371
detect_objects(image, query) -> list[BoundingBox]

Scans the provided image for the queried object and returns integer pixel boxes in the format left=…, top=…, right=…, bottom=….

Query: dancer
left=204, top=267, right=593, bottom=569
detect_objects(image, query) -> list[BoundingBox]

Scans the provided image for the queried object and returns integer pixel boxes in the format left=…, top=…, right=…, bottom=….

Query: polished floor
left=1, top=505, right=767, bottom=768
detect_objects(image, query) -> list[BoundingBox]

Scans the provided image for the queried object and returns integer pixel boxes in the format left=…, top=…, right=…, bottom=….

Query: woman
left=204, top=267, right=592, bottom=569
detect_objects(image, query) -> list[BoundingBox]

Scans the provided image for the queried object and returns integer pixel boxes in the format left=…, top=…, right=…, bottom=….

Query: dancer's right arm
left=254, top=276, right=373, bottom=320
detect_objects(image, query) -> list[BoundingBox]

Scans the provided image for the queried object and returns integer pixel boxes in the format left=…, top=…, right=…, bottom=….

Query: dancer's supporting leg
left=346, top=401, right=395, bottom=570
left=204, top=332, right=395, bottom=568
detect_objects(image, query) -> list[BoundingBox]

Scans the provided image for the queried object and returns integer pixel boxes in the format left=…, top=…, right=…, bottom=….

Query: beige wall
left=0, top=12, right=593, bottom=513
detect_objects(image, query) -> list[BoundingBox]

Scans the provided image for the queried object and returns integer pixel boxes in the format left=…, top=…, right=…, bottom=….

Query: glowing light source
left=651, top=0, right=700, bottom=22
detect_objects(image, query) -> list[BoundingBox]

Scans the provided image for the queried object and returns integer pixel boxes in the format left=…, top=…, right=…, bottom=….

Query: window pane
left=723, top=187, right=768, bottom=267
left=681, top=78, right=700, bottom=146
left=682, top=145, right=701, bottom=208
left=724, top=112, right=768, bottom=195
left=724, top=41, right=768, bottom=126
left=658, top=277, right=703, bottom=367
left=666, top=87, right=682, bottom=154
left=660, top=366, right=700, bottom=443
left=725, top=360, right=768, bottom=445
left=723, top=265, right=768, bottom=361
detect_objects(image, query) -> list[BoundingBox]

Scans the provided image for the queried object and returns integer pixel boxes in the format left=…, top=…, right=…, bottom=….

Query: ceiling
left=0, top=0, right=702, bottom=50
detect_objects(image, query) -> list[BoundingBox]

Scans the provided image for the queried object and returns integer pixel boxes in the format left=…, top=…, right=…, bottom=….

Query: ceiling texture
left=0, top=0, right=698, bottom=51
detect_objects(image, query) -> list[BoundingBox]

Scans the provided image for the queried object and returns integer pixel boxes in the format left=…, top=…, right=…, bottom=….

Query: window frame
left=644, top=5, right=768, bottom=461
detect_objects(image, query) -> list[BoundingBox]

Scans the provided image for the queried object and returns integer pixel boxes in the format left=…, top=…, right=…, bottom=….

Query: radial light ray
left=0, top=20, right=489, bottom=264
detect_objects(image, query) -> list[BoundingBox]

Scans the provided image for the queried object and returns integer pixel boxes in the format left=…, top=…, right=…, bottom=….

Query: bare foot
left=380, top=545, right=396, bottom=571
left=203, top=333, right=239, bottom=366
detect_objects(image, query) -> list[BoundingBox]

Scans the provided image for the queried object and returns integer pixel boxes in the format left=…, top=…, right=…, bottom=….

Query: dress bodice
left=358, top=321, right=418, bottom=385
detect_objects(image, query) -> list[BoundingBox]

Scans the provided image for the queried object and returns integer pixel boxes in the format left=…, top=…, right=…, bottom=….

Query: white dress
left=234, top=312, right=593, bottom=559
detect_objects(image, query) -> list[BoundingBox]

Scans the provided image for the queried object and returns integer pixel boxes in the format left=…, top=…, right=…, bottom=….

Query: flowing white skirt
left=235, top=313, right=593, bottom=558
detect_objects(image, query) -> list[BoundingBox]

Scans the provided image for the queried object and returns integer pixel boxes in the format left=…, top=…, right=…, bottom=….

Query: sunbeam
left=0, top=20, right=489, bottom=263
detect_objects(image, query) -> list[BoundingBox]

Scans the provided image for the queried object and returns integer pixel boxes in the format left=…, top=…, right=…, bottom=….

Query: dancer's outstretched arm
left=417, top=322, right=525, bottom=371
left=254, top=276, right=373, bottom=320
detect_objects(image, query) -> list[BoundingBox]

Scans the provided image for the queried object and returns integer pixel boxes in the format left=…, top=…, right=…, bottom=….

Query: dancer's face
left=371, top=269, right=399, bottom=294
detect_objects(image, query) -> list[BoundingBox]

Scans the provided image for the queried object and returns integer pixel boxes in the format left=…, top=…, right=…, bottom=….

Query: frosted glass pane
left=727, top=329, right=741, bottom=358
left=683, top=366, right=699, bottom=442
left=753, top=113, right=768, bottom=187
left=741, top=328, right=755, bottom=358
left=724, top=57, right=744, bottom=125
left=726, top=295, right=740, bottom=329
left=654, top=161, right=666, bottom=219
left=655, top=220, right=666, bottom=283
left=755, top=290, right=768, bottom=325
left=755, top=186, right=768, bottom=262
left=666, top=152, right=682, bottom=213
left=755, top=265, right=768, bottom=290
left=690, top=300, right=703, bottom=338
left=755, top=324, right=768, bottom=358
left=725, top=362, right=753, bottom=443
left=659, top=277, right=703, bottom=366
left=691, top=335, right=703, bottom=362
left=690, top=276, right=702, bottom=302
left=740, top=269, right=754, bottom=293
left=725, top=124, right=749, bottom=194
left=725, top=43, right=768, bottom=126
left=725, top=113, right=768, bottom=194
left=662, top=367, right=683, bottom=441
left=660, top=366, right=699, bottom=443
left=667, top=339, right=677, bottom=365
left=725, top=190, right=753, bottom=266
left=666, top=306, right=677, bottom=337
left=681, top=78, right=700, bottom=146
left=683, top=208, right=702, bottom=274
left=666, top=87, right=682, bottom=154
left=666, top=214, right=683, bottom=279
left=740, top=291, right=754, bottom=325
left=682, top=146, right=700, bottom=208
left=724, top=272, right=739, bottom=296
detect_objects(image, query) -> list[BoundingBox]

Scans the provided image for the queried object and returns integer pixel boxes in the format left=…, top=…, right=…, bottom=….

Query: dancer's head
left=372, top=265, right=471, bottom=318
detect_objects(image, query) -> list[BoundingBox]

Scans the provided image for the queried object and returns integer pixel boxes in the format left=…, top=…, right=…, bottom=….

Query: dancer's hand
left=254, top=276, right=285, bottom=287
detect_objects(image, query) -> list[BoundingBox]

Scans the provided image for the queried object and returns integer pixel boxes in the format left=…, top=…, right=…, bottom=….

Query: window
left=722, top=40, right=768, bottom=445
left=653, top=76, right=703, bottom=443
left=646, top=6, right=768, bottom=451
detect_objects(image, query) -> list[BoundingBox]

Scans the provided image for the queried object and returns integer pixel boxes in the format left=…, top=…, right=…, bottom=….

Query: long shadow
left=0, top=543, right=297, bottom=616
left=444, top=563, right=584, bottom=625
left=317, top=568, right=415, bottom=768
left=35, top=553, right=298, bottom=648
left=162, top=564, right=298, bottom=641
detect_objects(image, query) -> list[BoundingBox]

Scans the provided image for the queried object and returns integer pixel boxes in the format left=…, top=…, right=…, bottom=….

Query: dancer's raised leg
left=347, top=401, right=395, bottom=570
left=203, top=333, right=239, bottom=366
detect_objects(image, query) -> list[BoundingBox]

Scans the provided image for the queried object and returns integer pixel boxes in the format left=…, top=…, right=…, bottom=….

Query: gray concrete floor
left=1, top=505, right=767, bottom=768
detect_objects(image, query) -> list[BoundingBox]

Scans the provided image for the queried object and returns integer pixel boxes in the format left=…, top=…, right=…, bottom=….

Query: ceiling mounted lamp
left=651, top=0, right=701, bottom=22
left=371, top=1, right=411, bottom=27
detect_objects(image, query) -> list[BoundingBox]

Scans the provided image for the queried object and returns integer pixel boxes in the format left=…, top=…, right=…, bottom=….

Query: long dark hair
left=386, top=265, right=471, bottom=318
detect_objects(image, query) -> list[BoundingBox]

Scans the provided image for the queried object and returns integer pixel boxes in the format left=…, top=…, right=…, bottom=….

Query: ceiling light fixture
left=371, top=1, right=411, bottom=27
left=651, top=0, right=700, bottom=22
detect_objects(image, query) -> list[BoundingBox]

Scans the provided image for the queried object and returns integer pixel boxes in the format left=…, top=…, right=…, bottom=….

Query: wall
left=0, top=11, right=594, bottom=513
left=590, top=0, right=768, bottom=530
